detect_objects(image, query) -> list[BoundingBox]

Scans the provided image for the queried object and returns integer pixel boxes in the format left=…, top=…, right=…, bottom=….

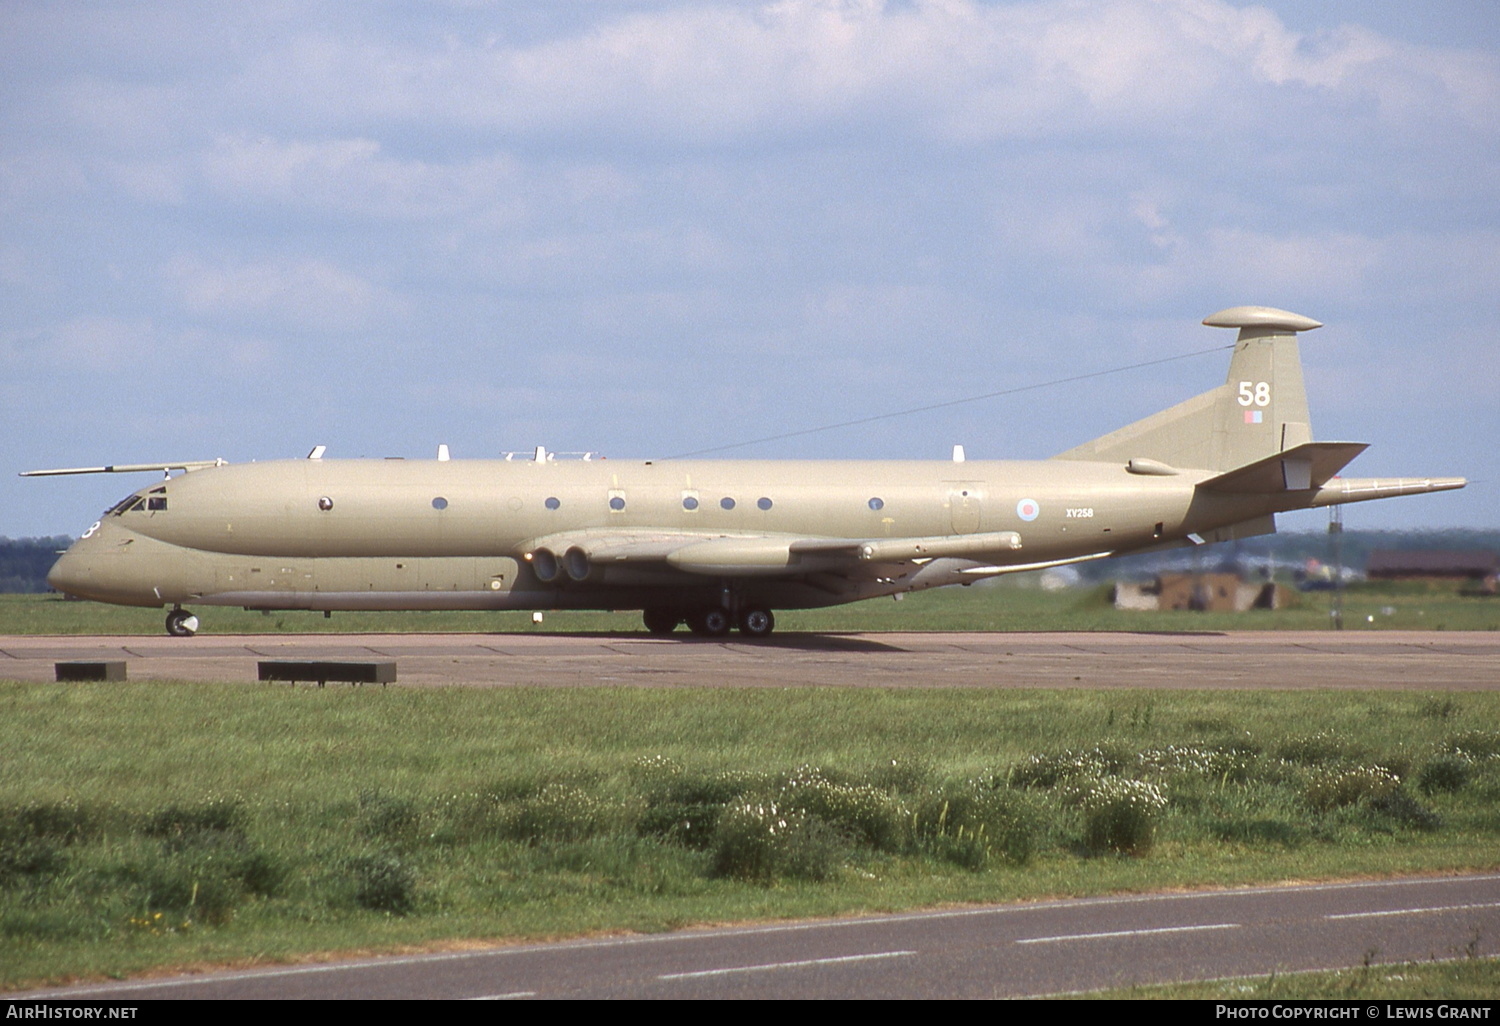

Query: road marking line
left=1016, top=923, right=1239, bottom=944
left=467, top=991, right=536, bottom=1000
left=26, top=876, right=1500, bottom=997
left=660, top=950, right=916, bottom=980
left=1326, top=901, right=1500, bottom=920
left=1012, top=952, right=1492, bottom=1001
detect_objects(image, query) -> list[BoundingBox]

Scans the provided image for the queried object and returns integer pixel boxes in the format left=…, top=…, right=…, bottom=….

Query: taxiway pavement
left=2, top=630, right=1498, bottom=689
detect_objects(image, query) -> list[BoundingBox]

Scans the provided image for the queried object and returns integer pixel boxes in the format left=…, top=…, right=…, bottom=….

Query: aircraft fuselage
left=52, top=455, right=1229, bottom=613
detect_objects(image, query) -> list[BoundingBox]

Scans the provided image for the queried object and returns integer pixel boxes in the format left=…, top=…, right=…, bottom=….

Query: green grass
left=5, top=576, right=1498, bottom=635
left=1090, top=957, right=1500, bottom=1000
left=2, top=684, right=1498, bottom=990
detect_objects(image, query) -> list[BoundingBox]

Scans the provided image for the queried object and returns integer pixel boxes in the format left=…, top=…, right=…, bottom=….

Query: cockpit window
left=105, top=494, right=165, bottom=515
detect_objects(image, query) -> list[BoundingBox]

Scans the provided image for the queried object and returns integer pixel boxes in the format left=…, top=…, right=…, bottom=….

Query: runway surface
left=2, top=630, right=1498, bottom=689
left=16, top=874, right=1500, bottom=999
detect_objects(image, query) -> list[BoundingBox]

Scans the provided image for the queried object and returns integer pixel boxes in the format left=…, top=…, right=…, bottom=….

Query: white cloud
left=1, top=316, right=155, bottom=373
left=199, top=134, right=525, bottom=222
left=0, top=316, right=286, bottom=383
left=212, top=1, right=1499, bottom=146
left=0, top=149, right=90, bottom=214
left=162, top=254, right=400, bottom=332
left=2, top=0, right=1497, bottom=534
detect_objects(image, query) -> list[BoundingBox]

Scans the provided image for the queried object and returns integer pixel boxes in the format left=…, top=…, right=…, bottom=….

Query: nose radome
left=46, top=538, right=92, bottom=596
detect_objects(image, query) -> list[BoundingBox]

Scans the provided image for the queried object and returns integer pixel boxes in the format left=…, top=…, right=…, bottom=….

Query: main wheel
left=165, top=609, right=199, bottom=637
left=687, top=607, right=732, bottom=637
left=642, top=608, right=680, bottom=635
left=737, top=607, right=775, bottom=638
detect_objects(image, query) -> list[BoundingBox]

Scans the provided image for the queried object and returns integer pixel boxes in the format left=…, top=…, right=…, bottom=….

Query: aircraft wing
left=522, top=528, right=1025, bottom=580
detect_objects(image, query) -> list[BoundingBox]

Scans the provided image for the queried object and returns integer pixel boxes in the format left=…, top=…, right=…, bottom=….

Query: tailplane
left=1055, top=306, right=1320, bottom=472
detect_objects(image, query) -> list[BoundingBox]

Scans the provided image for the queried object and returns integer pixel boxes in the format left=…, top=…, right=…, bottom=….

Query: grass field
left=2, top=683, right=1498, bottom=991
left=1094, top=957, right=1500, bottom=1000
left=3, top=577, right=1495, bottom=996
left=3, top=575, right=1497, bottom=635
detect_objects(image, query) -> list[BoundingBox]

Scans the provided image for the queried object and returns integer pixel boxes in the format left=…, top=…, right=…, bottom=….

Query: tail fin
left=1055, top=306, right=1321, bottom=472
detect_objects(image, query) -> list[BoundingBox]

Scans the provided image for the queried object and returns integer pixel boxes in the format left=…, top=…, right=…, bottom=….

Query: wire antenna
left=659, top=343, right=1234, bottom=460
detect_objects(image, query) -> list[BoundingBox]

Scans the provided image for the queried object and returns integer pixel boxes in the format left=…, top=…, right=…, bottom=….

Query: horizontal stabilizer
left=1198, top=442, right=1368, bottom=494
left=1310, top=477, right=1467, bottom=507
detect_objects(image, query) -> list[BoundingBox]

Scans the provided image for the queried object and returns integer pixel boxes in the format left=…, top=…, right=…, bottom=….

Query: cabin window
left=868, top=497, right=885, bottom=511
left=432, top=497, right=449, bottom=510
left=545, top=497, right=561, bottom=510
left=318, top=497, right=333, bottom=511
left=609, top=496, right=626, bottom=511
left=682, top=496, right=699, bottom=510
left=757, top=497, right=773, bottom=510
left=720, top=497, right=736, bottom=510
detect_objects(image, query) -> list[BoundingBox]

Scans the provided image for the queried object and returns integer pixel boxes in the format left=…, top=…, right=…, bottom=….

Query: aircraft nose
left=46, top=540, right=91, bottom=597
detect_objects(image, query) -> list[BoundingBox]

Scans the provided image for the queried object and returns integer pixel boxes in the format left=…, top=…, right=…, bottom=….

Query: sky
left=3, top=0, right=1496, bottom=539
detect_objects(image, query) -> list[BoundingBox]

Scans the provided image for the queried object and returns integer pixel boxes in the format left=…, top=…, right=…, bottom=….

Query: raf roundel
left=1016, top=498, right=1040, bottom=522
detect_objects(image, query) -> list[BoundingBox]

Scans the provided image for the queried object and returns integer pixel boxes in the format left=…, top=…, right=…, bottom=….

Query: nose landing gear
left=165, top=608, right=199, bottom=637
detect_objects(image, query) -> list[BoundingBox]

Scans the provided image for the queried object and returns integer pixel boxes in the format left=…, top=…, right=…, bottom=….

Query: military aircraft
left=25, top=306, right=1464, bottom=638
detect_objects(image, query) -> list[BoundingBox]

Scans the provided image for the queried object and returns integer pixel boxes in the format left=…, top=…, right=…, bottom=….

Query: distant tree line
left=0, top=536, right=74, bottom=593
left=1080, top=528, right=1500, bottom=583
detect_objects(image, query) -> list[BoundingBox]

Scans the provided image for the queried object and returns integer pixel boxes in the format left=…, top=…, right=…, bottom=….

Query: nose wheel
left=165, top=608, right=199, bottom=637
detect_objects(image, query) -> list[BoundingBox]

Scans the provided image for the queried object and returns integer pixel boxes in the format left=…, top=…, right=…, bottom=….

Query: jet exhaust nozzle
left=563, top=546, right=592, bottom=582
left=530, top=548, right=560, bottom=583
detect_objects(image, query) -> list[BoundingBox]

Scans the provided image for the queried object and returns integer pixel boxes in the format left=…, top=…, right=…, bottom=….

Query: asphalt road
left=15, top=874, right=1500, bottom=1000
left=3, top=630, right=1499, bottom=689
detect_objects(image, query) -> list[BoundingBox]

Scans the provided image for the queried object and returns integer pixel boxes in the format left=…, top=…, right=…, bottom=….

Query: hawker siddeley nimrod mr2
left=26, top=306, right=1465, bottom=638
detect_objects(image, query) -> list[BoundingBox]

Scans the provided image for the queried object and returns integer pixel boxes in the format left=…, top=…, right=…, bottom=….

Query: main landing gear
left=641, top=606, right=776, bottom=639
left=165, top=608, right=199, bottom=637
left=642, top=608, right=680, bottom=635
